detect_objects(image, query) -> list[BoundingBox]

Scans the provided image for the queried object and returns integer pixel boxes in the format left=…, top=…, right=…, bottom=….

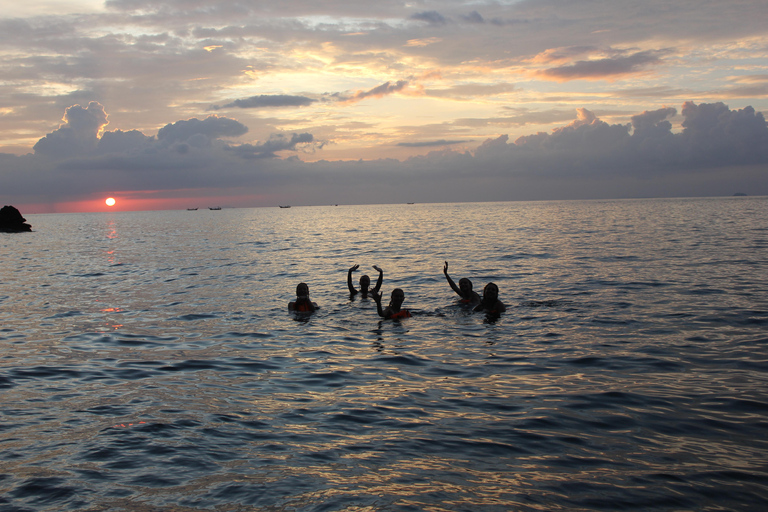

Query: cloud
left=214, top=85, right=413, bottom=110
left=337, top=80, right=409, bottom=104
left=226, top=133, right=315, bottom=159
left=211, top=82, right=413, bottom=111
left=2, top=101, right=767, bottom=211
left=397, top=139, right=469, bottom=148
left=405, top=37, right=442, bottom=47
left=487, top=102, right=768, bottom=175
left=530, top=46, right=600, bottom=65
left=461, top=11, right=485, bottom=24
left=679, top=101, right=768, bottom=165
left=213, top=95, right=316, bottom=110
left=536, top=50, right=667, bottom=81
left=462, top=11, right=485, bottom=24
left=33, top=102, right=109, bottom=157
left=97, top=129, right=155, bottom=155
left=411, top=11, right=448, bottom=25
left=630, top=107, right=677, bottom=137
left=510, top=108, right=631, bottom=160
left=157, top=116, right=249, bottom=146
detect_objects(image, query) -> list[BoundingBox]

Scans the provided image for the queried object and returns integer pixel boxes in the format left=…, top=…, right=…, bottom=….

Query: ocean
left=1, top=198, right=767, bottom=511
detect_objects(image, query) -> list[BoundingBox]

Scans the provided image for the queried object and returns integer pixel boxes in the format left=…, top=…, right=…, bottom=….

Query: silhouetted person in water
left=443, top=261, right=480, bottom=305
left=474, top=282, right=506, bottom=314
left=348, top=264, right=383, bottom=297
left=371, top=288, right=411, bottom=320
left=289, top=282, right=319, bottom=312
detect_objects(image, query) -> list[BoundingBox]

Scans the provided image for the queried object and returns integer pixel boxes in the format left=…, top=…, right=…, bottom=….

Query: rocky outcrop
left=0, top=205, right=32, bottom=232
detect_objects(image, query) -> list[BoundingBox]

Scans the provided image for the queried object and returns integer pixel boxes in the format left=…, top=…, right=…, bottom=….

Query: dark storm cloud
left=213, top=95, right=316, bottom=110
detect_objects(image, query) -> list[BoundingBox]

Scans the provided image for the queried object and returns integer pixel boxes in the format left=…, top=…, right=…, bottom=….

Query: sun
left=105, top=197, right=116, bottom=206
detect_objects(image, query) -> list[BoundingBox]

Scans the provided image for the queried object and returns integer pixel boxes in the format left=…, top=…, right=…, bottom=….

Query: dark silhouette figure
left=372, top=288, right=411, bottom=320
left=289, top=283, right=319, bottom=312
left=0, top=205, right=32, bottom=232
left=474, top=282, right=506, bottom=314
left=443, top=261, right=480, bottom=305
left=348, top=264, right=383, bottom=297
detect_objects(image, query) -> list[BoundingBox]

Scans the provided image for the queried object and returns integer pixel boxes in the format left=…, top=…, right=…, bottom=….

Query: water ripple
left=1, top=199, right=767, bottom=511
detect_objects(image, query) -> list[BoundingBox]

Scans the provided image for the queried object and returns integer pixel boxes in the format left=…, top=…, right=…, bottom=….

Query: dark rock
left=0, top=205, right=32, bottom=232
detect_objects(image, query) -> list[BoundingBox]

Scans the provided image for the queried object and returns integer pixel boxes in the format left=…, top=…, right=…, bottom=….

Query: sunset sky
left=1, top=0, right=767, bottom=213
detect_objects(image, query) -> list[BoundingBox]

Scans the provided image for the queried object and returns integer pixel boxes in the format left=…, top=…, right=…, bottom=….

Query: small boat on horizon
left=279, top=205, right=291, bottom=208
left=209, top=206, right=222, bottom=210
left=187, top=208, right=198, bottom=211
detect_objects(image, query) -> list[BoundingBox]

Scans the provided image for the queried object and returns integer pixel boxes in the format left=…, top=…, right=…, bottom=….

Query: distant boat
left=187, top=208, right=198, bottom=211
left=279, top=205, right=291, bottom=208
left=407, top=202, right=415, bottom=205
left=209, top=206, right=222, bottom=210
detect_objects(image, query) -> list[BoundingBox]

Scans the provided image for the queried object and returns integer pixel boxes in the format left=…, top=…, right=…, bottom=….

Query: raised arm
left=347, top=264, right=359, bottom=295
left=443, top=261, right=462, bottom=296
left=371, top=265, right=383, bottom=293
left=371, top=290, right=387, bottom=318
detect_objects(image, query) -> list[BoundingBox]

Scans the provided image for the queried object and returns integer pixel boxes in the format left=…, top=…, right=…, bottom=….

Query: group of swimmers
left=288, top=261, right=506, bottom=319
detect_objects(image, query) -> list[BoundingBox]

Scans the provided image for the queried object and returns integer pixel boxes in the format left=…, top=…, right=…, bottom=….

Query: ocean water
left=1, top=198, right=767, bottom=511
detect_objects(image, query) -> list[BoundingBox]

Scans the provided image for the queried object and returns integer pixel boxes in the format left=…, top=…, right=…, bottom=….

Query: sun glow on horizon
left=106, top=197, right=116, bottom=206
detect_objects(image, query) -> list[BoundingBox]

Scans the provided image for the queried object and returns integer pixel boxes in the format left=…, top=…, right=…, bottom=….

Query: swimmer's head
left=296, top=282, right=309, bottom=298
left=359, top=275, right=371, bottom=289
left=483, top=282, right=498, bottom=301
left=390, top=288, right=405, bottom=307
left=458, top=278, right=473, bottom=295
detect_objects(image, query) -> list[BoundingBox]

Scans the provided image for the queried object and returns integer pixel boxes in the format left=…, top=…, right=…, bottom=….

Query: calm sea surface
left=1, top=198, right=767, bottom=511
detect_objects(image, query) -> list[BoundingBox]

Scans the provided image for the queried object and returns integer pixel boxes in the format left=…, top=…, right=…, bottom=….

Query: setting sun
left=105, top=197, right=116, bottom=206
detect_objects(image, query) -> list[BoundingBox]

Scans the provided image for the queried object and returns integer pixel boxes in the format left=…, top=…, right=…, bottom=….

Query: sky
left=1, top=0, right=767, bottom=213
